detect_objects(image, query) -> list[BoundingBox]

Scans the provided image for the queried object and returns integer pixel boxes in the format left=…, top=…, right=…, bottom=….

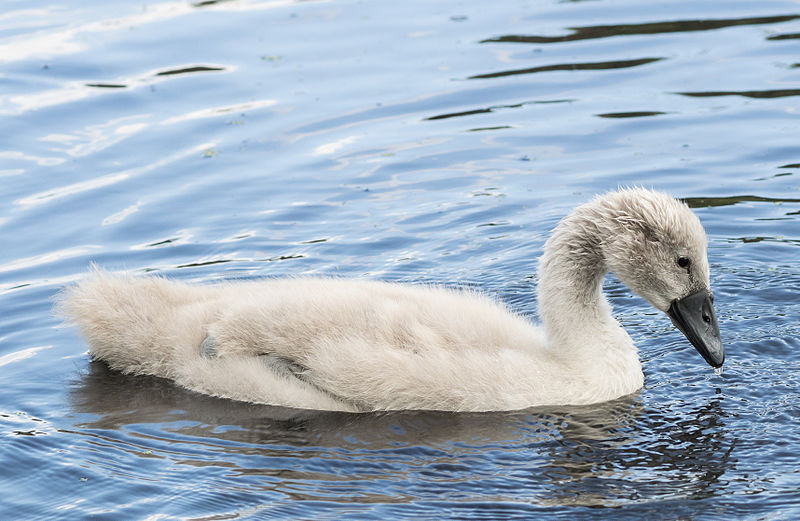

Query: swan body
left=57, top=188, right=723, bottom=412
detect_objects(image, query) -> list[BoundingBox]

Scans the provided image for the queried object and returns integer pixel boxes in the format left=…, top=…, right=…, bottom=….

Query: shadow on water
left=677, top=89, right=800, bottom=99
left=683, top=195, right=800, bottom=208
left=595, top=111, right=666, bottom=119
left=84, top=64, right=226, bottom=89
left=468, top=57, right=663, bottom=80
left=480, top=14, right=800, bottom=44
left=426, top=99, right=572, bottom=121
left=67, top=362, right=735, bottom=507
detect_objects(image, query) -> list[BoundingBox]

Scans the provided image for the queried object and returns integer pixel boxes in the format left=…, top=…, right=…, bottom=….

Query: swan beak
left=667, top=289, right=724, bottom=368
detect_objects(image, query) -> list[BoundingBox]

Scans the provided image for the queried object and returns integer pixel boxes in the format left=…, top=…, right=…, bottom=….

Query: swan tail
left=55, top=268, right=205, bottom=378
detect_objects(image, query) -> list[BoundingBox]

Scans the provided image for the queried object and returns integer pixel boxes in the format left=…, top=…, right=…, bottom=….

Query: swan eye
left=677, top=256, right=691, bottom=269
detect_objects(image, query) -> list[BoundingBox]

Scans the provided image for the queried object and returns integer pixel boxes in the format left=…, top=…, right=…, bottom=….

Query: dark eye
left=677, top=256, right=691, bottom=269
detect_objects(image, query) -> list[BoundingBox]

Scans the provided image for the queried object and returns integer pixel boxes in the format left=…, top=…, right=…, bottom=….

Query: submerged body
left=58, top=188, right=723, bottom=412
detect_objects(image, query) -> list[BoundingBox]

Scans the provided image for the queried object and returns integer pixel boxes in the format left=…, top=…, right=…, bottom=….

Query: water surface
left=1, top=0, right=799, bottom=519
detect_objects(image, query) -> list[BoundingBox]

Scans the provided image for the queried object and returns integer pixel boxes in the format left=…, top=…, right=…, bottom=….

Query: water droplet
left=714, top=366, right=723, bottom=376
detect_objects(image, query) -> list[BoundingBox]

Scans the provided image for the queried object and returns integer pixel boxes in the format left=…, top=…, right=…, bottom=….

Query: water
left=1, top=0, right=799, bottom=518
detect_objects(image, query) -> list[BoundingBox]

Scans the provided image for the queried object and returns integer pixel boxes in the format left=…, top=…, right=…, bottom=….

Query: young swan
left=57, top=188, right=723, bottom=412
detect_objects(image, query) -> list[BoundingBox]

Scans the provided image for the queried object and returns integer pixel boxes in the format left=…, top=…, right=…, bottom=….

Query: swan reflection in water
left=67, top=361, right=734, bottom=509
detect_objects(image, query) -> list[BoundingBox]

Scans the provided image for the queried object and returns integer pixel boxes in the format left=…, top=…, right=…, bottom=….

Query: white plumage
left=57, top=188, right=719, bottom=412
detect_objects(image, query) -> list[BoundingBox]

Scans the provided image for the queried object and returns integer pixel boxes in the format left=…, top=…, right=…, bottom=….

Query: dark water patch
left=477, top=221, right=511, bottom=228
left=146, top=238, right=181, bottom=247
left=176, top=259, right=233, bottom=268
left=428, top=107, right=492, bottom=120
left=683, top=195, right=800, bottom=208
left=426, top=99, right=571, bottom=120
left=192, top=0, right=235, bottom=6
left=481, top=15, right=800, bottom=44
left=468, top=125, right=514, bottom=132
left=155, top=65, right=226, bottom=76
left=678, top=89, right=800, bottom=98
left=469, top=57, right=663, bottom=80
left=85, top=83, right=127, bottom=88
left=264, top=254, right=306, bottom=262
left=596, top=111, right=666, bottom=118
left=767, top=32, right=800, bottom=40
left=754, top=172, right=792, bottom=181
left=779, top=163, right=800, bottom=168
left=731, top=236, right=800, bottom=244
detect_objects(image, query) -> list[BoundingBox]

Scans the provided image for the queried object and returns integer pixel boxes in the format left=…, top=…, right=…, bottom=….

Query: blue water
left=2, top=0, right=799, bottom=519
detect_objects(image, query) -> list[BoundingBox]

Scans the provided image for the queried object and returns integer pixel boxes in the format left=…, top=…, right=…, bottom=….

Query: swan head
left=593, top=188, right=724, bottom=368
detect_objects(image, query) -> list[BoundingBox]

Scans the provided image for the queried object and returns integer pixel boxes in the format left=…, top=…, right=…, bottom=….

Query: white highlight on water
left=714, top=366, right=723, bottom=376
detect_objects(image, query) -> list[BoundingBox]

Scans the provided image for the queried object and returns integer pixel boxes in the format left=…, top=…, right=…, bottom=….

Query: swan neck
left=536, top=213, right=613, bottom=346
